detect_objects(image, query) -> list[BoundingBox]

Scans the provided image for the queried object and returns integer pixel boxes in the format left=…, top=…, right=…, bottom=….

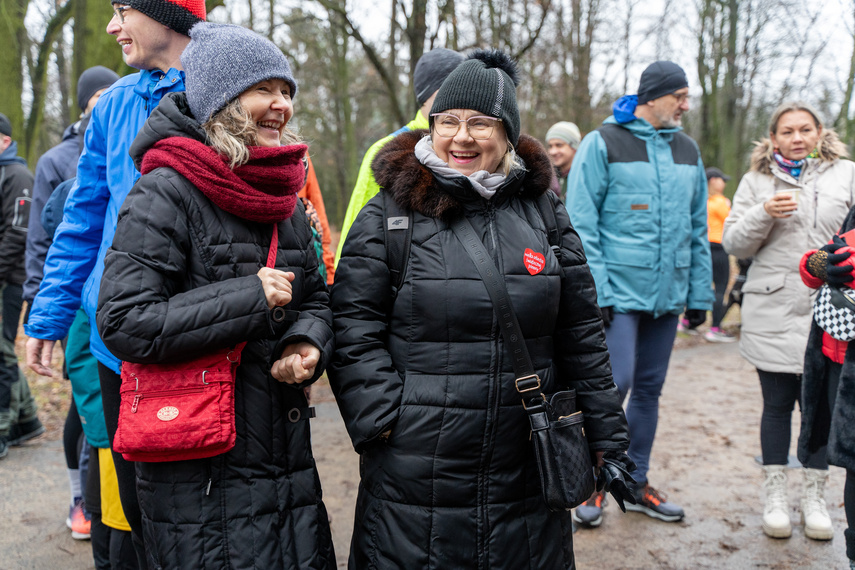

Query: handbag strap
left=449, top=216, right=544, bottom=405
left=267, top=224, right=278, bottom=268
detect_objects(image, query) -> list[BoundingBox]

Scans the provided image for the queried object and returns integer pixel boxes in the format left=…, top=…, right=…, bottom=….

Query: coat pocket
left=743, top=274, right=786, bottom=295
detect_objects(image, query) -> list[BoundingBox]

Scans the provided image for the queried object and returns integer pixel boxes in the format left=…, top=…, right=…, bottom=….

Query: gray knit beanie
left=430, top=49, right=521, bottom=146
left=413, top=48, right=464, bottom=106
left=545, top=122, right=581, bottom=149
left=181, top=23, right=298, bottom=123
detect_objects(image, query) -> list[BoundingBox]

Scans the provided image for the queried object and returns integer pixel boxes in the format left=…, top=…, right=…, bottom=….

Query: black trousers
left=98, top=363, right=146, bottom=569
left=758, top=369, right=828, bottom=469
left=710, top=242, right=730, bottom=328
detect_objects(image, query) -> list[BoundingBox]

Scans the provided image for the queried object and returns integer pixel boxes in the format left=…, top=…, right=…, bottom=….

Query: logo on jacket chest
left=524, top=248, right=545, bottom=275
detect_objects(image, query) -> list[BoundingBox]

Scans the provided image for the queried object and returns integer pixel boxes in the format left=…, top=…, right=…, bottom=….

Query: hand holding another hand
left=271, top=342, right=320, bottom=384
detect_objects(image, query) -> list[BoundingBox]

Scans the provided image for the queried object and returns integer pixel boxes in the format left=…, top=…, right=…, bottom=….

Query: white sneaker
left=801, top=468, right=833, bottom=540
left=763, top=465, right=792, bottom=538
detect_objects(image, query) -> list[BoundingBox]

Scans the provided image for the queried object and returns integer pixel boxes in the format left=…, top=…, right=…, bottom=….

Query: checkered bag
left=813, top=284, right=855, bottom=341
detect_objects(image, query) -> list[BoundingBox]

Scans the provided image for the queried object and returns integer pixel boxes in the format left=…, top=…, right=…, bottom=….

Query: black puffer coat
left=799, top=206, right=855, bottom=473
left=330, top=131, right=629, bottom=569
left=96, top=93, right=335, bottom=570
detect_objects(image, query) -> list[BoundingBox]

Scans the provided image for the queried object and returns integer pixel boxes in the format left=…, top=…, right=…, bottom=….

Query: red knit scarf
left=140, top=137, right=308, bottom=223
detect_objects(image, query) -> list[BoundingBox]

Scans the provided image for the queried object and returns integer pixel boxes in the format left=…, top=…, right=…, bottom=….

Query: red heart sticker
left=524, top=248, right=545, bottom=275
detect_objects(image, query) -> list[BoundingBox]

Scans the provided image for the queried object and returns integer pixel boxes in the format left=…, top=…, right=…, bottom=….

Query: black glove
left=599, top=306, right=613, bottom=328
left=685, top=309, right=706, bottom=329
left=807, top=235, right=854, bottom=285
left=727, top=276, right=746, bottom=308
left=595, top=450, right=637, bottom=513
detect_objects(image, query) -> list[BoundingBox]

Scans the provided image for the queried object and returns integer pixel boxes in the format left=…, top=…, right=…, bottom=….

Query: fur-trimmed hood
left=750, top=129, right=849, bottom=175
left=371, top=130, right=553, bottom=220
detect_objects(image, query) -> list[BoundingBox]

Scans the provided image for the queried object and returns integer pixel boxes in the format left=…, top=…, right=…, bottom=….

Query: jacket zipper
left=480, top=203, right=502, bottom=568
left=130, top=386, right=205, bottom=413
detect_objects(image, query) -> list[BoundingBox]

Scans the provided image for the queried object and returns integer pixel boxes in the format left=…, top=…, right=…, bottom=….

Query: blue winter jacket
left=25, top=69, right=186, bottom=373
left=23, top=123, right=79, bottom=303
left=566, top=96, right=713, bottom=317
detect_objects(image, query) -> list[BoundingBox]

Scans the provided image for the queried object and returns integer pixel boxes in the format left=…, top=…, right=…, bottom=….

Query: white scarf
left=414, top=136, right=508, bottom=200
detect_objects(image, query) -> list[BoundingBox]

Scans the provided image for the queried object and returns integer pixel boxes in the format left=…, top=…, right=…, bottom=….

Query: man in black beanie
left=25, top=3, right=206, bottom=567
left=335, top=47, right=464, bottom=264
left=566, top=61, right=713, bottom=528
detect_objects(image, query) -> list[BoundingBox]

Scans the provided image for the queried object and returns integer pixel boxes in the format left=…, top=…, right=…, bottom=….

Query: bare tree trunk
left=836, top=2, right=855, bottom=142
left=24, top=0, right=75, bottom=163
left=0, top=0, right=30, bottom=140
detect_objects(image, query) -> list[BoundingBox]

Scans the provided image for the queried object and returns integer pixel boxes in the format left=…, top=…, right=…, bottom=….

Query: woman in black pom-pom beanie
left=329, top=49, right=633, bottom=569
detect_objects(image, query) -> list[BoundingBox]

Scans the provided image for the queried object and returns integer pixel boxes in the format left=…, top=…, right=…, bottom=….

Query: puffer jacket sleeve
left=550, top=193, right=629, bottom=451
left=26, top=109, right=106, bottom=341
left=271, top=200, right=334, bottom=386
left=328, top=195, right=402, bottom=452
left=722, top=173, right=775, bottom=258
left=97, top=170, right=275, bottom=364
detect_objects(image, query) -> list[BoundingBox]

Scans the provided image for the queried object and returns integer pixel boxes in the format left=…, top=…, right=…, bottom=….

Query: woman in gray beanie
left=96, top=22, right=335, bottom=569
left=329, top=49, right=633, bottom=569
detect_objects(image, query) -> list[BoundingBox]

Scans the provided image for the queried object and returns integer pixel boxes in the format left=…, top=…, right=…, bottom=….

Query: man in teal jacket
left=24, top=0, right=206, bottom=564
left=334, top=48, right=463, bottom=265
left=567, top=61, right=713, bottom=528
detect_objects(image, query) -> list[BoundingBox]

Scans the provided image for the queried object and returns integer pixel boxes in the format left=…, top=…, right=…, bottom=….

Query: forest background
left=2, top=0, right=854, bottom=226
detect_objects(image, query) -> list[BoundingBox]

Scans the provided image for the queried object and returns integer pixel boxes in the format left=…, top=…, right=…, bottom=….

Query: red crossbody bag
left=113, top=225, right=278, bottom=462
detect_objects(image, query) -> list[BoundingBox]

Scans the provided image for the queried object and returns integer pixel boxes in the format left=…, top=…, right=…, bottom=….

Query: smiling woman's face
left=431, top=109, right=507, bottom=176
left=237, top=78, right=293, bottom=147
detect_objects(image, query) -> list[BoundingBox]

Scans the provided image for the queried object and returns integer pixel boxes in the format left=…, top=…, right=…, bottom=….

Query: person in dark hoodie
left=96, top=23, right=335, bottom=570
left=0, top=112, right=41, bottom=460
left=330, top=49, right=633, bottom=569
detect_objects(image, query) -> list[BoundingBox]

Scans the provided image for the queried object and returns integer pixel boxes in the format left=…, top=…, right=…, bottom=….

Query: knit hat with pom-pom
left=111, top=0, right=206, bottom=36
left=430, top=49, right=521, bottom=146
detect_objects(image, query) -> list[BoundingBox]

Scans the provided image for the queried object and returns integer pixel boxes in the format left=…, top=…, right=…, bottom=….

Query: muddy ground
left=1, top=327, right=851, bottom=569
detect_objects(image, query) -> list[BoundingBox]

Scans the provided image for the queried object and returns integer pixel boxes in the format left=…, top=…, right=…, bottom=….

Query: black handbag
left=450, top=216, right=596, bottom=511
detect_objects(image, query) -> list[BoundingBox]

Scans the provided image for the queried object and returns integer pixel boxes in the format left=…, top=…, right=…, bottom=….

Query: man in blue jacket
left=566, top=61, right=713, bottom=528
left=24, top=0, right=206, bottom=563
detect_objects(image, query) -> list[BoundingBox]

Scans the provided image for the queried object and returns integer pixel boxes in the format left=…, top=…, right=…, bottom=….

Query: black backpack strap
left=382, top=191, right=413, bottom=299
left=535, top=192, right=561, bottom=262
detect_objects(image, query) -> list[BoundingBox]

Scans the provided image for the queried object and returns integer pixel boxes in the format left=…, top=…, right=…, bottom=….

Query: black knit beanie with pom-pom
left=430, top=49, right=521, bottom=147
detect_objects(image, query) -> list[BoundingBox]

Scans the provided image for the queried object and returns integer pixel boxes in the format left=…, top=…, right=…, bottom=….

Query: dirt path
left=2, top=340, right=849, bottom=568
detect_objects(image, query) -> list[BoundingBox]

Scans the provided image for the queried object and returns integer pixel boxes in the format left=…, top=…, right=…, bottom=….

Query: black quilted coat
left=96, top=93, right=335, bottom=570
left=329, top=131, right=630, bottom=570
left=799, top=206, right=855, bottom=474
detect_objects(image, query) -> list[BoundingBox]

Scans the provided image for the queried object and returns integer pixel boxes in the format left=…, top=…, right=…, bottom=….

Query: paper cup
left=775, top=188, right=800, bottom=204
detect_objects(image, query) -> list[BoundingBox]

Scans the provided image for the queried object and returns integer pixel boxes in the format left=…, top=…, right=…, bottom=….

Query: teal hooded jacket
left=566, top=95, right=713, bottom=317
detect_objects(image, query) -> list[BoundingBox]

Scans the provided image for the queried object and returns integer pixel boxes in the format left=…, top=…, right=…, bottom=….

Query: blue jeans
left=604, top=311, right=679, bottom=485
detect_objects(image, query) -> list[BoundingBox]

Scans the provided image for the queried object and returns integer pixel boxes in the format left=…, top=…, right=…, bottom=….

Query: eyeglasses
left=112, top=5, right=130, bottom=24
left=670, top=92, right=690, bottom=104
left=431, top=113, right=502, bottom=140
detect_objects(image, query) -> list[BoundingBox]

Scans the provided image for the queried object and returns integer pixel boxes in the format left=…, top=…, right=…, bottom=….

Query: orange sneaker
left=66, top=498, right=91, bottom=540
left=572, top=490, right=607, bottom=527
left=625, top=483, right=685, bottom=522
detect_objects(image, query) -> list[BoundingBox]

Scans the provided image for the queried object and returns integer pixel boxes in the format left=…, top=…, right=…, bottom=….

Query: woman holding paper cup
left=723, top=101, right=855, bottom=541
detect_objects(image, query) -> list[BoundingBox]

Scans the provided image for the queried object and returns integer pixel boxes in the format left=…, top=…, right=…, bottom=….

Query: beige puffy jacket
left=722, top=134, right=855, bottom=373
